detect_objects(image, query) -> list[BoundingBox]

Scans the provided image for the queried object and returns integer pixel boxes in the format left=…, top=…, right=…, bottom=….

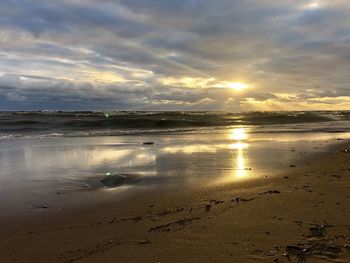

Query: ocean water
left=0, top=111, right=350, bottom=219
left=1, top=111, right=350, bottom=139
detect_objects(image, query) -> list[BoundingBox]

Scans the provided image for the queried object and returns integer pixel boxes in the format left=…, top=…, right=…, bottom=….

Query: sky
left=0, top=0, right=350, bottom=111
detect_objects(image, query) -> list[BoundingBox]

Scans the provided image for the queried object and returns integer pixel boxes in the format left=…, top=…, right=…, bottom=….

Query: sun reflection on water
left=228, top=142, right=248, bottom=150
left=235, top=147, right=247, bottom=178
left=230, top=128, right=248, bottom=141
left=229, top=128, right=249, bottom=179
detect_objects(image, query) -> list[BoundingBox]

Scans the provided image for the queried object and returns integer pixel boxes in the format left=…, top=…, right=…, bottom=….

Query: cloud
left=0, top=0, right=349, bottom=110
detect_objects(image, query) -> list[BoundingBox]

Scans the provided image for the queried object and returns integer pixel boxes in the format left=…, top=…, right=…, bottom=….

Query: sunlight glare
left=230, top=128, right=248, bottom=141
left=235, top=149, right=246, bottom=178
left=228, top=82, right=248, bottom=91
left=229, top=128, right=249, bottom=178
left=228, top=142, right=249, bottom=150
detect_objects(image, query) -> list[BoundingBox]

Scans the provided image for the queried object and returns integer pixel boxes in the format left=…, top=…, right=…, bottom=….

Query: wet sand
left=1, top=131, right=349, bottom=221
left=1, top=141, right=350, bottom=262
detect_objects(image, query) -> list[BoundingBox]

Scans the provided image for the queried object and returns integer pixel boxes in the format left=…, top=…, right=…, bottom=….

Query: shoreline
left=1, top=141, right=350, bottom=262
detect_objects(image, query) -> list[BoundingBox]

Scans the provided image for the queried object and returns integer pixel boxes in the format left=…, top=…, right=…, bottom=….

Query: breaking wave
left=0, top=111, right=349, bottom=139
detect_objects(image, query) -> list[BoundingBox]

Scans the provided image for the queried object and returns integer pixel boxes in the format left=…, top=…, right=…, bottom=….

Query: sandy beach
left=2, top=0, right=350, bottom=260
left=1, top=139, right=350, bottom=263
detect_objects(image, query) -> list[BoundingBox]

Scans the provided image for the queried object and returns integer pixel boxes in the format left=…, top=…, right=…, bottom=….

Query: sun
left=228, top=82, right=248, bottom=91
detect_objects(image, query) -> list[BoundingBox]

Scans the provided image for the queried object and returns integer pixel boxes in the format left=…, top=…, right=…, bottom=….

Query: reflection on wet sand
left=229, top=128, right=249, bottom=180
left=0, top=130, right=349, bottom=217
left=235, top=148, right=246, bottom=178
left=162, top=144, right=217, bottom=154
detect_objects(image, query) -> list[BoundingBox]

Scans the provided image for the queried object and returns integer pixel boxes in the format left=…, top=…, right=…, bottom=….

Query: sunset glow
left=0, top=0, right=349, bottom=111
left=228, top=82, right=248, bottom=91
left=1, top=1, right=350, bottom=262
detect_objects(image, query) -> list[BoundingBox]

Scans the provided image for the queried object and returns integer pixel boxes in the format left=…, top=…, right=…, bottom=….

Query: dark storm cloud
left=0, top=0, right=350, bottom=110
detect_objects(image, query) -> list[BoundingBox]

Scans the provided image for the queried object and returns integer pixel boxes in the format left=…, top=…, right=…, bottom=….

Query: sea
left=1, top=111, right=350, bottom=139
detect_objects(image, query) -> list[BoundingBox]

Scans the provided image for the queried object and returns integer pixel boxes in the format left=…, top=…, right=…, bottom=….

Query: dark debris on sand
left=149, top=217, right=200, bottom=232
left=283, top=224, right=347, bottom=263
